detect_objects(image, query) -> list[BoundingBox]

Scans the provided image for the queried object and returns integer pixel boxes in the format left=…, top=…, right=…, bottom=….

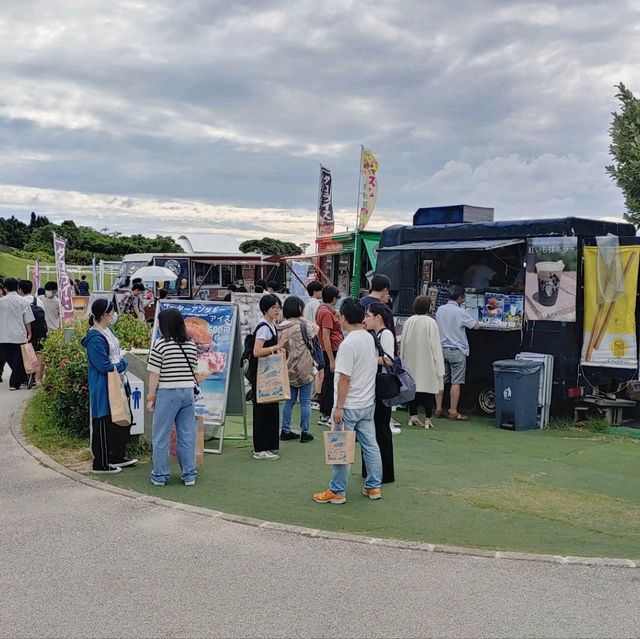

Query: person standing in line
left=81, top=299, right=137, bottom=474
left=278, top=296, right=318, bottom=443
left=120, top=282, right=146, bottom=322
left=313, top=298, right=383, bottom=504
left=362, top=303, right=397, bottom=483
left=266, top=280, right=279, bottom=294
left=0, top=281, right=7, bottom=383
left=435, top=285, right=480, bottom=421
left=18, top=280, right=47, bottom=388
left=78, top=275, right=90, bottom=296
left=146, top=308, right=199, bottom=486
left=39, top=282, right=62, bottom=331
left=400, top=295, right=445, bottom=429
left=0, top=278, right=34, bottom=390
left=251, top=294, right=287, bottom=460
left=359, top=274, right=392, bottom=309
left=303, top=281, right=324, bottom=322
left=316, top=285, right=343, bottom=426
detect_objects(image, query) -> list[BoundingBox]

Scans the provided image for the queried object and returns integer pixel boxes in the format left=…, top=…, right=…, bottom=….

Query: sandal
left=408, top=416, right=424, bottom=427
left=433, top=410, right=444, bottom=418
left=448, top=410, right=469, bottom=421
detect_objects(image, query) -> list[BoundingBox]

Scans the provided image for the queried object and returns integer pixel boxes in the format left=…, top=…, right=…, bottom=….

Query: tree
left=239, top=237, right=302, bottom=256
left=606, top=83, right=640, bottom=226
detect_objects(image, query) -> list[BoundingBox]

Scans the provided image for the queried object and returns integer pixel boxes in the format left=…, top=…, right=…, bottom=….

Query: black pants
left=319, top=351, right=337, bottom=417
left=252, top=401, right=280, bottom=452
left=0, top=343, right=27, bottom=389
left=409, top=392, right=435, bottom=418
left=91, top=416, right=131, bottom=470
left=362, top=401, right=394, bottom=483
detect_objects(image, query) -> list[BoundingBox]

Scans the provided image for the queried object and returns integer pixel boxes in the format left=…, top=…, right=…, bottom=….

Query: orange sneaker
left=362, top=487, right=382, bottom=500
left=313, top=489, right=346, bottom=504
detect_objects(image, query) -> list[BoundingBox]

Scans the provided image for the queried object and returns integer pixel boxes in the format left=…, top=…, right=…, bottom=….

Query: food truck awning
left=378, top=238, right=524, bottom=252
left=362, top=237, right=379, bottom=269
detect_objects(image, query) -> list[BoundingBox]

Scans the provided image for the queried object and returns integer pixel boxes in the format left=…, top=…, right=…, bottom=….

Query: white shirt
left=303, top=298, right=321, bottom=323
left=377, top=328, right=395, bottom=358
left=435, top=300, right=477, bottom=356
left=334, top=329, right=378, bottom=409
left=463, top=264, right=496, bottom=288
left=0, top=292, right=35, bottom=344
left=255, top=320, right=277, bottom=343
left=21, top=294, right=44, bottom=309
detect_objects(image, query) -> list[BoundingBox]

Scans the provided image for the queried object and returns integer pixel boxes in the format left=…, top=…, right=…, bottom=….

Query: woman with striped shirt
left=147, top=308, right=199, bottom=486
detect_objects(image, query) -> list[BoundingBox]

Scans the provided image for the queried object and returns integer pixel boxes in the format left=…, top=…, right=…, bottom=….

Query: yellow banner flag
left=581, top=245, right=639, bottom=368
left=358, top=147, right=378, bottom=230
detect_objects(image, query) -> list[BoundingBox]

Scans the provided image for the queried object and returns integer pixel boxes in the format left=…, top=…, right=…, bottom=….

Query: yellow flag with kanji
left=358, top=147, right=378, bottom=230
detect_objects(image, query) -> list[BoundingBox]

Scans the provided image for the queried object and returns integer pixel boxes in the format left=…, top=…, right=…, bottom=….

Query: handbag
left=300, top=322, right=325, bottom=371
left=323, top=426, right=356, bottom=465
left=177, top=342, right=201, bottom=398
left=256, top=350, right=291, bottom=403
left=21, top=343, right=38, bottom=375
left=108, top=368, right=133, bottom=426
left=372, top=332, right=416, bottom=407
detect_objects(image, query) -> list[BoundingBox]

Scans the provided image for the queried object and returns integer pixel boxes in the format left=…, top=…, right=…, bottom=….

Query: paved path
left=1, top=380, right=639, bottom=638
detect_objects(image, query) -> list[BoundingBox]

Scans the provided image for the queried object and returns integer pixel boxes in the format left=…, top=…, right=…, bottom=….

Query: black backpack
left=30, top=302, right=48, bottom=341
left=241, top=321, right=276, bottom=383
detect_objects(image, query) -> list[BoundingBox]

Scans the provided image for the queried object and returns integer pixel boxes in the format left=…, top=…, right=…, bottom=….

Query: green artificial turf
left=96, top=409, right=640, bottom=558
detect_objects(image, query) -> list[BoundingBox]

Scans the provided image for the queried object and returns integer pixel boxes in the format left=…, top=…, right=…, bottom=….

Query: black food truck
left=376, top=206, right=639, bottom=415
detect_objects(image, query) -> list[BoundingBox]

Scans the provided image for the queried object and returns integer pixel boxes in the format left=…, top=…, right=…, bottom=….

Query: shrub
left=40, top=315, right=151, bottom=438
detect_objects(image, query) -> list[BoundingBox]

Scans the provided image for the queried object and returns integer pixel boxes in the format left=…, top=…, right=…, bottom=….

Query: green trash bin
left=493, top=359, right=542, bottom=431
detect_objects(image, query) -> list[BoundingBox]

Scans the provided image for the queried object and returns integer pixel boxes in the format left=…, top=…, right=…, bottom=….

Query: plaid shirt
left=120, top=291, right=143, bottom=319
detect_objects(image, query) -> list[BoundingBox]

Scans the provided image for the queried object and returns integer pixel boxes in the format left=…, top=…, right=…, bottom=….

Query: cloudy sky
left=1, top=0, right=638, bottom=250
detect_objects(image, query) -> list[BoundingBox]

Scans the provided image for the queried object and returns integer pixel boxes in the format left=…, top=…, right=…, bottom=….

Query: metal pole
left=351, top=145, right=364, bottom=298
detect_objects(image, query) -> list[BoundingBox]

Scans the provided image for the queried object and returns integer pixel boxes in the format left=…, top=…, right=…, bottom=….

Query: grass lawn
left=82, top=407, right=640, bottom=559
left=0, top=251, right=41, bottom=280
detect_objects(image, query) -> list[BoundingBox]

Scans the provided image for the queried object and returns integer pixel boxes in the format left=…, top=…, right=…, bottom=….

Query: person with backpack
left=146, top=308, right=199, bottom=486
left=39, top=282, right=62, bottom=330
left=362, top=302, right=397, bottom=483
left=249, top=294, right=287, bottom=459
left=278, top=296, right=321, bottom=443
left=18, top=280, right=48, bottom=387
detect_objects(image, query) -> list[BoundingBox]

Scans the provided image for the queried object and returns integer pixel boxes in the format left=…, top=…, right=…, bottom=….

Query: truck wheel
left=474, top=384, right=496, bottom=416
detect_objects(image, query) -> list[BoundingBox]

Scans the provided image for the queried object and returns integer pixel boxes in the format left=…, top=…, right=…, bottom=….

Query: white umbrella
left=131, top=265, right=179, bottom=282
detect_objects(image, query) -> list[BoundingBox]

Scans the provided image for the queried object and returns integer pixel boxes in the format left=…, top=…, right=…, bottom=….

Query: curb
left=10, top=401, right=639, bottom=570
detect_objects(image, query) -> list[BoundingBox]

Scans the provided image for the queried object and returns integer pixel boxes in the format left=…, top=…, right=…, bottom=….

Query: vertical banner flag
left=53, top=232, right=74, bottom=324
left=358, top=147, right=379, bottom=230
left=317, top=166, right=334, bottom=237
left=581, top=245, right=640, bottom=368
left=33, top=257, right=40, bottom=292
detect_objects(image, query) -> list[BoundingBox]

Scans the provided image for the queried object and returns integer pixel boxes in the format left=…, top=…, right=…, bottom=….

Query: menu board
left=480, top=293, right=524, bottom=330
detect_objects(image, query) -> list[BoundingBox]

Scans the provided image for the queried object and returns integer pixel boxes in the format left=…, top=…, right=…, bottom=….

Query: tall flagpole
left=352, top=145, right=364, bottom=298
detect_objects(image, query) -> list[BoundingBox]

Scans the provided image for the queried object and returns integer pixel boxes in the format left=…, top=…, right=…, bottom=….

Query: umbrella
left=131, top=265, right=179, bottom=282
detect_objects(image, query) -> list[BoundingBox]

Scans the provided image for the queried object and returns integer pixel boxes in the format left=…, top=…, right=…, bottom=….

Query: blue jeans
left=282, top=382, right=313, bottom=434
left=151, top=387, right=197, bottom=484
left=329, top=405, right=382, bottom=495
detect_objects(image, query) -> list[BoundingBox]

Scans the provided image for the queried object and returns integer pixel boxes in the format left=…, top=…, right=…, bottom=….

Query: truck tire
left=474, top=383, right=496, bottom=416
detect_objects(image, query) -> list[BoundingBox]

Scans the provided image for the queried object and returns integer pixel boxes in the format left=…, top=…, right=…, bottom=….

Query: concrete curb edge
left=10, top=401, right=638, bottom=570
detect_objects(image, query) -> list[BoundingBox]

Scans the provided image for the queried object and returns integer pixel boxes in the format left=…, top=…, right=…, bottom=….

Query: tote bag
left=323, top=428, right=356, bottom=465
left=107, top=369, right=133, bottom=427
left=21, top=343, right=38, bottom=375
left=256, top=350, right=291, bottom=404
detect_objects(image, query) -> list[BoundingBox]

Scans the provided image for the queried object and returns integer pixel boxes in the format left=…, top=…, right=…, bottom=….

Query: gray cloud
left=0, top=0, right=638, bottom=247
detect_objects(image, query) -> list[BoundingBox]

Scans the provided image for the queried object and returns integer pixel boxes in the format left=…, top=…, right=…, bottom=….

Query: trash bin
left=493, top=359, right=543, bottom=431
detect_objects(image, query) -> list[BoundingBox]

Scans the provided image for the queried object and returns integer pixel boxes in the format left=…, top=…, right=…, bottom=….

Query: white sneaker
left=92, top=466, right=122, bottom=474
left=389, top=424, right=402, bottom=435
left=184, top=479, right=196, bottom=486
left=253, top=451, right=280, bottom=460
left=390, top=417, right=401, bottom=427
left=311, top=401, right=320, bottom=411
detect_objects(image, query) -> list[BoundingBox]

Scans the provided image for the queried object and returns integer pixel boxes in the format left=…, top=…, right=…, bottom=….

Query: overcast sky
left=1, top=0, right=638, bottom=250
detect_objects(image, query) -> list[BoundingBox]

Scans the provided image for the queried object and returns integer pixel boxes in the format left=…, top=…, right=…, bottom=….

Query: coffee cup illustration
left=535, top=260, right=565, bottom=306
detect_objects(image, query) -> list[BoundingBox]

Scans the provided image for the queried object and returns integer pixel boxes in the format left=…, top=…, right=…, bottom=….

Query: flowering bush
left=40, top=315, right=151, bottom=438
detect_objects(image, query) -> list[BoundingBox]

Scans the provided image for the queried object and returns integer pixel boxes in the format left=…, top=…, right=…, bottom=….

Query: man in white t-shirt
left=303, top=281, right=323, bottom=322
left=313, top=298, right=383, bottom=504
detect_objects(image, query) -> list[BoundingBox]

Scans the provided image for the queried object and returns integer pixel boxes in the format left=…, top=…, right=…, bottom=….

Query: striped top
left=147, top=338, right=198, bottom=388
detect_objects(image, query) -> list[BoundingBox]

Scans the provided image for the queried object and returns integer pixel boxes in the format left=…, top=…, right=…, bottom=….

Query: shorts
left=442, top=347, right=466, bottom=385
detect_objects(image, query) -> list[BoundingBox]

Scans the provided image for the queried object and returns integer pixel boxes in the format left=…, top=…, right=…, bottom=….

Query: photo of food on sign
left=154, top=301, right=236, bottom=425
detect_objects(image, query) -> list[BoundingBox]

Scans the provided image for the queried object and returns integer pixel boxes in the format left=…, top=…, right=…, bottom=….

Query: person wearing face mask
left=39, top=282, right=62, bottom=331
left=81, top=298, right=137, bottom=474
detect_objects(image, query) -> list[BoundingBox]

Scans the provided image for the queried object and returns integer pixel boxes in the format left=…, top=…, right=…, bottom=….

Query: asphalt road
left=1, top=378, right=639, bottom=639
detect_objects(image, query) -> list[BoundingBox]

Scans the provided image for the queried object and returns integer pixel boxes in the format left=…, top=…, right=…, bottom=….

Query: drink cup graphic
left=535, top=260, right=565, bottom=306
